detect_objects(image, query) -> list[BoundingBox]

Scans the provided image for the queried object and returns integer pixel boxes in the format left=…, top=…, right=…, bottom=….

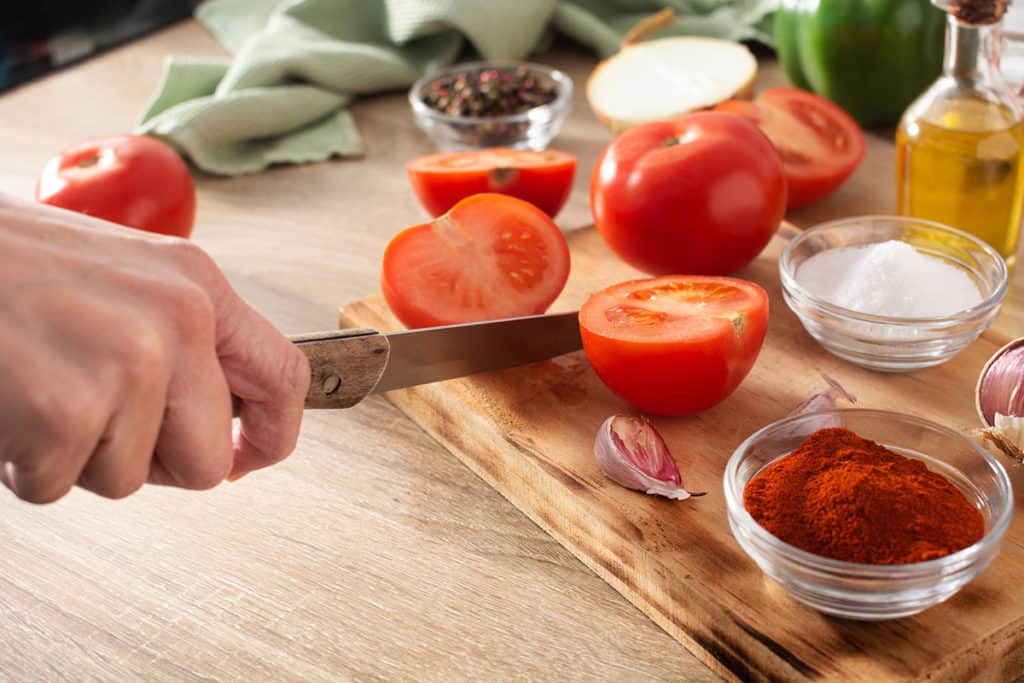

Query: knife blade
left=286, top=311, right=582, bottom=410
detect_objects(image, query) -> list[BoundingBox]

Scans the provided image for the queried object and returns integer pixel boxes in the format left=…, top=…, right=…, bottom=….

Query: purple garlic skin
left=594, top=415, right=706, bottom=500
left=770, top=373, right=858, bottom=440
left=977, top=340, right=1024, bottom=427
left=975, top=339, right=1024, bottom=462
left=789, top=373, right=857, bottom=423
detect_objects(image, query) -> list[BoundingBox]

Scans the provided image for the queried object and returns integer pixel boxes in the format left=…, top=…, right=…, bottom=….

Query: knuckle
left=167, top=237, right=214, bottom=272
left=117, top=324, right=166, bottom=385
left=164, top=239, right=227, bottom=295
left=21, top=482, right=72, bottom=505
left=163, top=282, right=216, bottom=339
left=25, top=388, right=101, bottom=450
left=187, top=457, right=232, bottom=491
left=9, top=463, right=73, bottom=505
left=95, top=475, right=145, bottom=500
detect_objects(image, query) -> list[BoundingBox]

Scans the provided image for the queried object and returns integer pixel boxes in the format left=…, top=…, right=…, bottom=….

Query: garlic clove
left=789, top=373, right=857, bottom=418
left=975, top=339, right=1024, bottom=462
left=774, top=373, right=857, bottom=439
left=594, top=415, right=706, bottom=500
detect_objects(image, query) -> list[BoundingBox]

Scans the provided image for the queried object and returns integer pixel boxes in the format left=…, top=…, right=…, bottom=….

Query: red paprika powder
left=743, top=427, right=984, bottom=564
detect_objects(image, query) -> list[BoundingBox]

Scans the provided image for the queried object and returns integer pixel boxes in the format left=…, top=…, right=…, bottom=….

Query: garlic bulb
left=594, top=415, right=706, bottom=500
left=975, top=339, right=1024, bottom=461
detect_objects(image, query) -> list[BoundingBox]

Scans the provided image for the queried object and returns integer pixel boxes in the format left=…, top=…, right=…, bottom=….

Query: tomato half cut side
left=407, top=148, right=576, bottom=218
left=382, top=193, right=571, bottom=329
left=580, top=276, right=769, bottom=416
left=715, top=88, right=865, bottom=209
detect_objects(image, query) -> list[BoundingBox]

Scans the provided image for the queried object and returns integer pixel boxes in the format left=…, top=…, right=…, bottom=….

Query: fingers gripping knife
left=235, top=312, right=583, bottom=412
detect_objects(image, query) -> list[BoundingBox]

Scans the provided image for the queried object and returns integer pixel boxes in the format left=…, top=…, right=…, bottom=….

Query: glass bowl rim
left=723, top=407, right=1015, bottom=577
left=779, top=215, right=1009, bottom=326
left=408, top=60, right=574, bottom=126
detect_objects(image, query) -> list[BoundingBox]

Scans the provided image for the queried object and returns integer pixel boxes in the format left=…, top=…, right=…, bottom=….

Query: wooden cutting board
left=341, top=224, right=1024, bottom=682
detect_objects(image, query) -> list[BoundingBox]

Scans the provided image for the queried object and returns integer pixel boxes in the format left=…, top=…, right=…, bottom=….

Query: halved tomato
left=580, top=276, right=769, bottom=416
left=382, top=193, right=571, bottom=328
left=407, top=148, right=576, bottom=218
left=714, top=88, right=865, bottom=209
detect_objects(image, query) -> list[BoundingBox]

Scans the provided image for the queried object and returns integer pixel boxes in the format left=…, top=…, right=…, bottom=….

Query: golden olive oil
left=897, top=98, right=1024, bottom=266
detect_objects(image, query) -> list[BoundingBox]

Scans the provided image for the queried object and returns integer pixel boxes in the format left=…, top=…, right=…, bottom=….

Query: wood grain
left=0, top=16, right=1021, bottom=683
left=0, top=21, right=720, bottom=682
left=291, top=329, right=388, bottom=409
left=342, top=225, right=1024, bottom=682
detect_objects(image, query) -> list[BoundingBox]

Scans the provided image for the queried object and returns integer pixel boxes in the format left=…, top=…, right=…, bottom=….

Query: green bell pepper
left=774, top=0, right=946, bottom=128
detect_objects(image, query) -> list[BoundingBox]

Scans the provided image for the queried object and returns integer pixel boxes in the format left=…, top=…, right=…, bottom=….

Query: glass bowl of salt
left=779, top=216, right=1008, bottom=372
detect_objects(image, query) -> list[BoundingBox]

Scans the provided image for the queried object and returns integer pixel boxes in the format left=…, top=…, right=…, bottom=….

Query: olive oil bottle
left=896, top=0, right=1024, bottom=266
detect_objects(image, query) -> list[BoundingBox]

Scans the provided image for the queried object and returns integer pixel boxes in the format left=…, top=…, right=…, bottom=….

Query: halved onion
left=587, top=9, right=757, bottom=133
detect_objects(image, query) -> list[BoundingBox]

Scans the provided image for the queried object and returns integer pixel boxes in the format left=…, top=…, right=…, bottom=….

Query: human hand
left=0, top=192, right=310, bottom=503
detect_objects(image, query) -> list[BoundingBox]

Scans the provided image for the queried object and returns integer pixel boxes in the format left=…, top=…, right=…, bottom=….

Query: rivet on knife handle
left=291, top=328, right=390, bottom=409
left=231, top=328, right=389, bottom=416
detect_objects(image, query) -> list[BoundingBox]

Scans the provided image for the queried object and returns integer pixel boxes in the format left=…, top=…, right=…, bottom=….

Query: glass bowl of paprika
left=723, top=409, right=1013, bottom=621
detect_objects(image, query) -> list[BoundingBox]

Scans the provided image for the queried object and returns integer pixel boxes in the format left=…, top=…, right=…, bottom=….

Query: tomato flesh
left=382, top=193, right=571, bottom=328
left=590, top=112, right=786, bottom=276
left=35, top=134, right=195, bottom=238
left=580, top=276, right=769, bottom=416
left=714, top=88, right=865, bottom=209
left=407, top=148, right=576, bottom=218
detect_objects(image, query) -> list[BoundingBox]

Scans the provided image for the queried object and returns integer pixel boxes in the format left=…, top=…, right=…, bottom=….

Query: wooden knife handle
left=291, top=328, right=390, bottom=409
left=232, top=327, right=390, bottom=415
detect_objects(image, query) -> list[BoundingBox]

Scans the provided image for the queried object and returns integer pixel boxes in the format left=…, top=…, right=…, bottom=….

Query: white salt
left=795, top=240, right=983, bottom=317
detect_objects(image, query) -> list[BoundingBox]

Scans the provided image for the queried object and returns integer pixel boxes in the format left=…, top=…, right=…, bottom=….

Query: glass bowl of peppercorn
left=409, top=61, right=572, bottom=151
left=723, top=409, right=1013, bottom=621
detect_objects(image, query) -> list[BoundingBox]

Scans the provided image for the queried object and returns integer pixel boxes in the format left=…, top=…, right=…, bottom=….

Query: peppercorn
left=420, top=66, right=558, bottom=117
left=419, top=65, right=560, bottom=147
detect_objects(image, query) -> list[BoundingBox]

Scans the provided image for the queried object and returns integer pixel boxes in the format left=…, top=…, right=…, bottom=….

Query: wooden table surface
left=0, top=19, right=1020, bottom=682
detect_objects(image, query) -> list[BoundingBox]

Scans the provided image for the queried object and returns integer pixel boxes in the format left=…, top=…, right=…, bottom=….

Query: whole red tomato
left=35, top=134, right=196, bottom=238
left=591, top=112, right=786, bottom=275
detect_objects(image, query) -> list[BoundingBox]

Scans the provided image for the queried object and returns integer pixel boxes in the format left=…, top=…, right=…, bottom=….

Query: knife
left=280, top=311, right=582, bottom=410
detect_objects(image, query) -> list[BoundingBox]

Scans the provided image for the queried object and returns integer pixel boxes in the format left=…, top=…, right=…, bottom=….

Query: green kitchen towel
left=138, top=0, right=776, bottom=176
